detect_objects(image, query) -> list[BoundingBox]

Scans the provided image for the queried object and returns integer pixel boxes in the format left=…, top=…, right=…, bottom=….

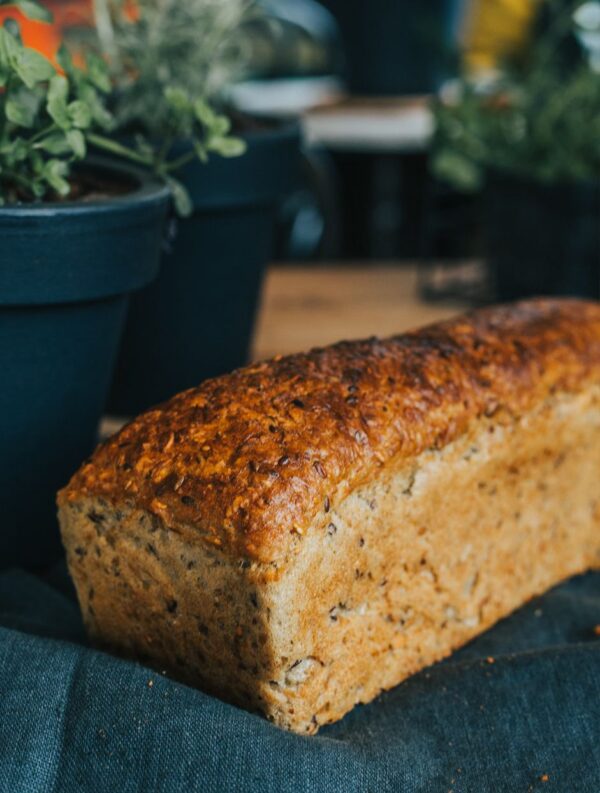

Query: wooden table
left=252, top=264, right=467, bottom=361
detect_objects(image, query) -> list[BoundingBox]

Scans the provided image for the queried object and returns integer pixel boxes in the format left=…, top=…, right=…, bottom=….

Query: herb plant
left=71, top=0, right=253, bottom=213
left=431, top=1, right=600, bottom=191
left=90, top=0, right=253, bottom=136
left=0, top=12, right=115, bottom=203
left=0, top=0, right=51, bottom=23
left=1, top=0, right=249, bottom=212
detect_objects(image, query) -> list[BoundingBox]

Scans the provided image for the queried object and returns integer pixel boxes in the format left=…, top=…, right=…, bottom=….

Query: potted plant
left=431, top=1, right=600, bottom=301
left=73, top=0, right=301, bottom=416
left=0, top=1, right=171, bottom=569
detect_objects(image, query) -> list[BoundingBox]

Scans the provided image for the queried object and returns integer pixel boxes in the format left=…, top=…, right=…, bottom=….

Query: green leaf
left=46, top=73, right=70, bottom=129
left=208, top=114, right=231, bottom=138
left=430, top=149, right=483, bottom=193
left=56, top=45, right=75, bottom=79
left=192, top=98, right=216, bottom=127
left=0, top=0, right=53, bottom=23
left=164, top=86, right=192, bottom=114
left=36, top=132, right=71, bottom=155
left=0, top=24, right=22, bottom=70
left=206, top=135, right=246, bottom=158
left=84, top=51, right=111, bottom=93
left=14, top=46, right=54, bottom=88
left=192, top=139, right=208, bottom=164
left=0, top=136, right=28, bottom=163
left=30, top=178, right=46, bottom=198
left=68, top=99, right=91, bottom=129
left=78, top=83, right=113, bottom=130
left=5, top=90, right=39, bottom=127
left=29, top=146, right=43, bottom=173
left=42, top=158, right=70, bottom=196
left=66, top=128, right=85, bottom=158
left=166, top=176, right=192, bottom=217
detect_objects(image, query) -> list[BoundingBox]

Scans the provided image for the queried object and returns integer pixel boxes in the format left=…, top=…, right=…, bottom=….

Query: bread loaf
left=58, top=298, right=600, bottom=733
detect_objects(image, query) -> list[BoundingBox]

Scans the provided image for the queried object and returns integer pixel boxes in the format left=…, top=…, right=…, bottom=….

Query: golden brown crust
left=59, top=298, right=600, bottom=563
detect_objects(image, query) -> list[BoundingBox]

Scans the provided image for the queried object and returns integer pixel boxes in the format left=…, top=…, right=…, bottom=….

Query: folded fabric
left=0, top=565, right=598, bottom=793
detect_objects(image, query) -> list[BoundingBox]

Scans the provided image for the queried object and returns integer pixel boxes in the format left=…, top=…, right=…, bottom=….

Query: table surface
left=252, top=264, right=467, bottom=361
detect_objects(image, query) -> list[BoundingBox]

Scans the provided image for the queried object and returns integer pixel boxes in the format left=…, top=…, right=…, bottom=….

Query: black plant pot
left=0, top=160, right=170, bottom=570
left=108, top=124, right=301, bottom=416
left=485, top=171, right=600, bottom=302
left=319, top=0, right=460, bottom=95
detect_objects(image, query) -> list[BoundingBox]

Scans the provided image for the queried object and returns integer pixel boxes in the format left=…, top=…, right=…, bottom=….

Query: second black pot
left=485, top=171, right=600, bottom=302
left=109, top=123, right=300, bottom=416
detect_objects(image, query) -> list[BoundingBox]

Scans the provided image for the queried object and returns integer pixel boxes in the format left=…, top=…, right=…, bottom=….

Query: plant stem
left=92, top=0, right=121, bottom=73
left=89, top=132, right=204, bottom=184
left=1, top=168, right=36, bottom=201
left=163, top=149, right=198, bottom=173
left=86, top=132, right=153, bottom=166
left=155, top=134, right=174, bottom=169
left=29, top=123, right=58, bottom=145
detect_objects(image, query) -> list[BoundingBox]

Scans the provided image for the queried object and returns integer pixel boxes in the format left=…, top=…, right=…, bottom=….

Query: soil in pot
left=485, top=172, right=600, bottom=302
left=108, top=122, right=301, bottom=416
left=4, top=167, right=136, bottom=205
left=0, top=159, right=170, bottom=570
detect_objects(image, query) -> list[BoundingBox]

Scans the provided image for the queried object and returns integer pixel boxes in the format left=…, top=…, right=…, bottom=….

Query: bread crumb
left=540, top=773, right=549, bottom=782
left=486, top=656, right=495, bottom=664
left=147, top=679, right=154, bottom=688
left=593, top=625, right=600, bottom=636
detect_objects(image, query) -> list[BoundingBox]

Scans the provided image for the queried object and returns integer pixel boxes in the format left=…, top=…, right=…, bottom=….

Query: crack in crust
left=59, top=298, right=600, bottom=563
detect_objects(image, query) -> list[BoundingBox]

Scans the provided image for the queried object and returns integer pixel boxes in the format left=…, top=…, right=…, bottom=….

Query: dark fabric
left=0, top=566, right=599, bottom=793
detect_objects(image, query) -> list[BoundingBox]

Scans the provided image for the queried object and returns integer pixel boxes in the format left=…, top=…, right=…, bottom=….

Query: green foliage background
left=88, top=0, right=254, bottom=137
left=431, top=1, right=600, bottom=191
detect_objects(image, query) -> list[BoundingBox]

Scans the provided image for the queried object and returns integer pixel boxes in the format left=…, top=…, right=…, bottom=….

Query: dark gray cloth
left=0, top=567, right=599, bottom=792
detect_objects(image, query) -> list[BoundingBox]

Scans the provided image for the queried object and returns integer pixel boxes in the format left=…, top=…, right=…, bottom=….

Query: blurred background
left=5, top=8, right=599, bottom=295
left=4, top=0, right=599, bottom=363
left=1, top=0, right=598, bottom=372
left=1, top=0, right=599, bottom=336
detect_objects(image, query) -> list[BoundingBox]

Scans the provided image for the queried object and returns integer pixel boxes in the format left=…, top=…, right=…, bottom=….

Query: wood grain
left=252, top=265, right=467, bottom=361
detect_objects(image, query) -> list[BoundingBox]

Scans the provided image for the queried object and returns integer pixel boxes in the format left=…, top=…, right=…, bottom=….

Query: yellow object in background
left=462, top=0, right=543, bottom=71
